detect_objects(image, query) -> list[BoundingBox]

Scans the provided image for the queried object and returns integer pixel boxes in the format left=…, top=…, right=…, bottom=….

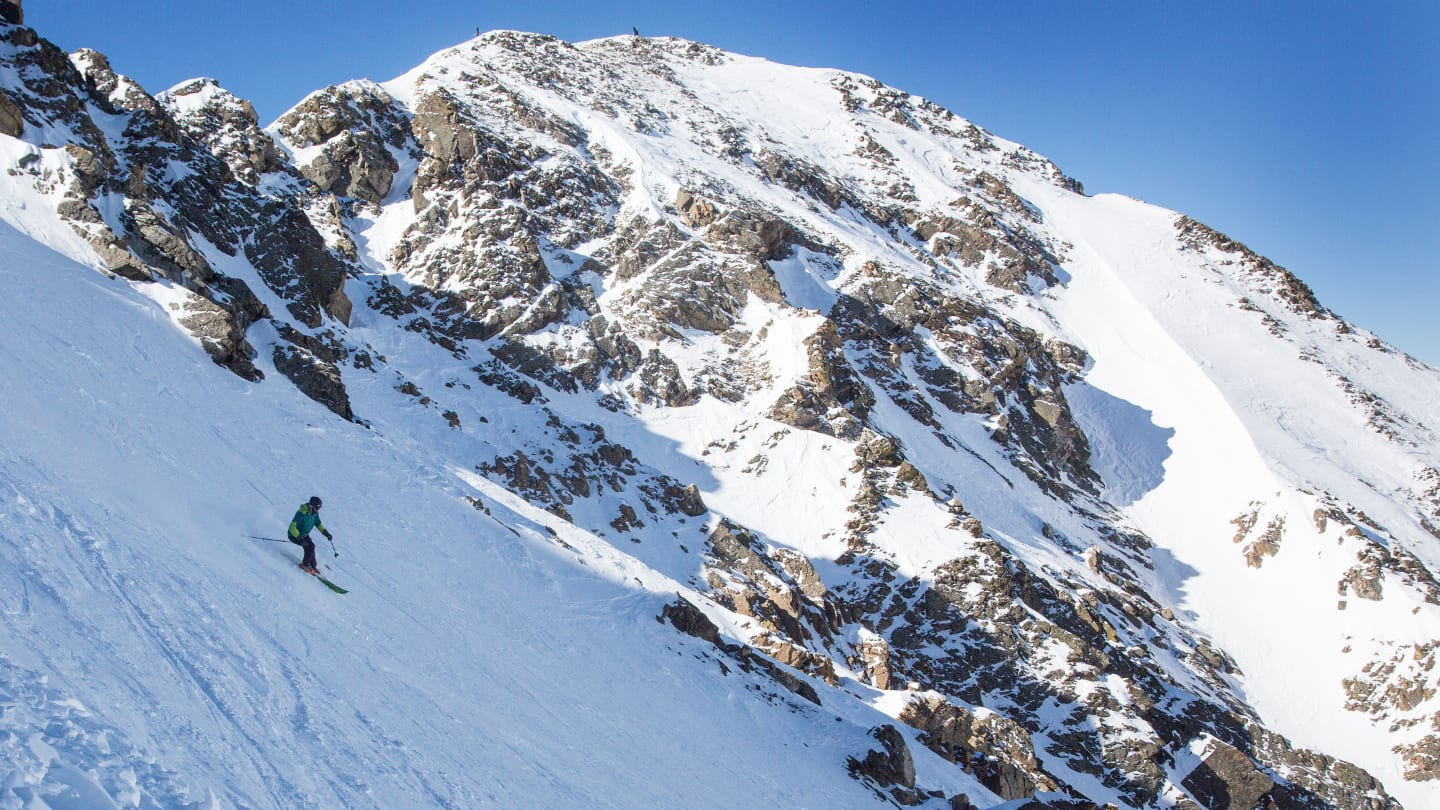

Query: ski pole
left=326, top=535, right=340, bottom=558
left=246, top=535, right=288, bottom=543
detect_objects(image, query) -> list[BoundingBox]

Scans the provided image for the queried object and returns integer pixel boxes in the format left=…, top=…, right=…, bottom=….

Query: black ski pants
left=290, top=534, right=317, bottom=568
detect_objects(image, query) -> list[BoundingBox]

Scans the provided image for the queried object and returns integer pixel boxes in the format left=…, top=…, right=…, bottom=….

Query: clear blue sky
left=31, top=1, right=1440, bottom=364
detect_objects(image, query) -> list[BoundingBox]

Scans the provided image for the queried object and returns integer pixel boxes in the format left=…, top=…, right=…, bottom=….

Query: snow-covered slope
left=0, top=209, right=998, bottom=807
left=1028, top=185, right=1440, bottom=786
left=3, top=17, right=1439, bottom=809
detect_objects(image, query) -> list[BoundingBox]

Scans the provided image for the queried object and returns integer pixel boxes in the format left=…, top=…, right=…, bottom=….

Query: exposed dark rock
left=705, top=519, right=844, bottom=672
left=831, top=270, right=1098, bottom=498
left=630, top=349, right=695, bottom=407
left=660, top=597, right=722, bottom=646
left=666, top=483, right=707, bottom=517
left=1177, top=216, right=1326, bottom=319
left=162, top=77, right=283, bottom=183
left=0, top=21, right=1427, bottom=808
left=272, top=81, right=414, bottom=205
left=121, top=202, right=215, bottom=287
left=410, top=88, right=529, bottom=206
left=177, top=277, right=268, bottom=380
left=1339, top=532, right=1440, bottom=606
left=1241, top=720, right=1400, bottom=809
left=849, top=724, right=916, bottom=790
left=0, top=88, right=21, bottom=135
left=736, top=647, right=822, bottom=706
left=912, top=208, right=1056, bottom=293
left=1181, top=740, right=1274, bottom=810
left=702, top=209, right=798, bottom=264
left=899, top=693, right=1048, bottom=800
left=676, top=187, right=719, bottom=227
left=245, top=206, right=353, bottom=327
left=1344, top=641, right=1438, bottom=719
left=303, top=130, right=398, bottom=203
left=857, top=633, right=893, bottom=690
left=272, top=342, right=354, bottom=421
left=752, top=632, right=838, bottom=685
left=477, top=450, right=570, bottom=520
left=1230, top=512, right=1285, bottom=568
left=277, top=83, right=406, bottom=150
left=768, top=321, right=872, bottom=438
left=2, top=22, right=363, bottom=428
left=753, top=148, right=856, bottom=211
left=1398, top=728, right=1440, bottom=781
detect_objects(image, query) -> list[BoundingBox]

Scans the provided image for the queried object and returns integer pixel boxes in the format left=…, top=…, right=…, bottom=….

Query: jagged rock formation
left=4, top=14, right=1440, bottom=809
left=0, top=23, right=364, bottom=411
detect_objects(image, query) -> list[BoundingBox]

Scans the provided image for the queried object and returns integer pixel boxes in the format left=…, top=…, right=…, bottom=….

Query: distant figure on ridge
left=633, top=26, right=641, bottom=37
left=289, top=496, right=333, bottom=575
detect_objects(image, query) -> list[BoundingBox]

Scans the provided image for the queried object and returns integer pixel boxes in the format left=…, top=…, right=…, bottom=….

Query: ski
left=316, top=576, right=348, bottom=594
left=299, top=564, right=349, bottom=594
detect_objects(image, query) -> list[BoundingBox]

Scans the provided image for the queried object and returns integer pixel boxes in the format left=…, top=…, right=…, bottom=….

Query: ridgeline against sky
left=28, top=0, right=1440, bottom=366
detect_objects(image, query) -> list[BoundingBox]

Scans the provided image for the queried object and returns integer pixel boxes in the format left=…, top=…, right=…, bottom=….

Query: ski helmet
left=309, top=496, right=323, bottom=509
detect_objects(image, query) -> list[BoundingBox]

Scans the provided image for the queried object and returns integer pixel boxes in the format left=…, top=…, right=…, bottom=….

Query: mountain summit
left=2, top=16, right=1438, bottom=809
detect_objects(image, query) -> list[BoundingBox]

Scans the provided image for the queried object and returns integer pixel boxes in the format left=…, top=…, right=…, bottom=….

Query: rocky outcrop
left=910, top=179, right=1061, bottom=294
left=658, top=597, right=824, bottom=709
left=857, top=630, right=893, bottom=690
left=0, top=88, right=21, bottom=135
left=272, top=340, right=353, bottom=421
left=272, top=81, right=413, bottom=204
left=1180, top=739, right=1274, bottom=810
left=675, top=187, right=719, bottom=227
left=701, top=209, right=798, bottom=264
left=848, top=725, right=919, bottom=803
left=410, top=88, right=526, bottom=206
left=1345, top=641, right=1439, bottom=719
left=1230, top=507, right=1284, bottom=568
left=900, top=693, right=1051, bottom=801
left=1240, top=720, right=1400, bottom=809
left=669, top=483, right=708, bottom=517
left=1398, top=730, right=1440, bottom=782
left=161, top=78, right=282, bottom=184
left=176, top=279, right=268, bottom=380
left=1177, top=215, right=1326, bottom=319
left=768, top=321, right=872, bottom=438
left=831, top=266, right=1098, bottom=498
left=0, top=24, right=363, bottom=420
left=704, top=519, right=844, bottom=665
left=660, top=597, right=722, bottom=647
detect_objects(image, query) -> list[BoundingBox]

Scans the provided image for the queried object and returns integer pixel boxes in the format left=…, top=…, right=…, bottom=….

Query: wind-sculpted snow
left=1062, top=383, right=1174, bottom=508
left=3, top=15, right=1440, bottom=808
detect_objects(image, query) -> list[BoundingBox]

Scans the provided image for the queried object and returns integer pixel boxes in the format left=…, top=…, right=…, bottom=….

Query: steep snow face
left=6, top=18, right=1440, bottom=809
left=0, top=220, right=1001, bottom=807
left=1019, top=184, right=1440, bottom=799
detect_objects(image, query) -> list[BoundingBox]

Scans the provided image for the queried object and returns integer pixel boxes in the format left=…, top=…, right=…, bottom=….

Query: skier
left=288, top=496, right=333, bottom=575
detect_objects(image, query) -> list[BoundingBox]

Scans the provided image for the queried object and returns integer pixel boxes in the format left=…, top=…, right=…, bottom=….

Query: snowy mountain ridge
left=2, top=12, right=1439, bottom=809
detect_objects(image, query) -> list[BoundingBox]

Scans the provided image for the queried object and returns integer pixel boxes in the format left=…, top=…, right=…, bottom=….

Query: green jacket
left=288, top=503, right=329, bottom=540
